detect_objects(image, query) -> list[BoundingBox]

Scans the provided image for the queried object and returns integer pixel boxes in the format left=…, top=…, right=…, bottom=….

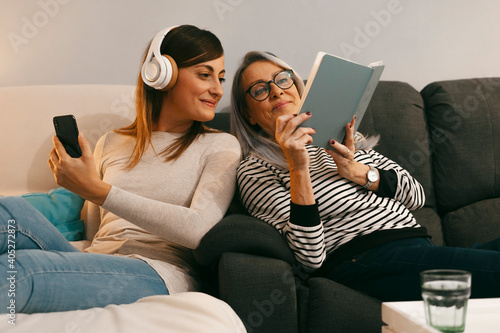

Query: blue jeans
left=324, top=237, right=500, bottom=302
left=0, top=196, right=168, bottom=313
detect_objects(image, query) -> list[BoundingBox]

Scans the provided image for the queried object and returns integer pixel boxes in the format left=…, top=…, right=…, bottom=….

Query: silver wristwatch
left=363, top=165, right=378, bottom=188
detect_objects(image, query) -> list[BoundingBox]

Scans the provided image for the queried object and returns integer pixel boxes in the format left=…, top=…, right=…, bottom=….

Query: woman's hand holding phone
left=49, top=116, right=111, bottom=205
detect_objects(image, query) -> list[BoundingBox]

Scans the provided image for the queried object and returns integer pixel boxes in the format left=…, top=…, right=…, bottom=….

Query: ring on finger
left=343, top=149, right=350, bottom=157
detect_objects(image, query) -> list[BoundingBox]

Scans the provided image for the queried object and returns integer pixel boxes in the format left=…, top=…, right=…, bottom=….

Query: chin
left=198, top=111, right=215, bottom=122
left=274, top=107, right=296, bottom=117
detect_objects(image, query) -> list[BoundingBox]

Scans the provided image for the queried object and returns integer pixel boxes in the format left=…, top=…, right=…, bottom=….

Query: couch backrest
left=0, top=85, right=136, bottom=196
left=205, top=109, right=231, bottom=133
left=421, top=78, right=500, bottom=215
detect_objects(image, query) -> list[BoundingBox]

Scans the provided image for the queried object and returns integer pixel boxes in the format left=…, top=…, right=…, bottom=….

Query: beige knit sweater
left=84, top=130, right=241, bottom=293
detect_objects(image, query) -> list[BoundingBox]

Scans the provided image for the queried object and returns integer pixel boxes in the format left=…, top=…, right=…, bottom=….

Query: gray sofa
left=194, top=78, right=500, bottom=333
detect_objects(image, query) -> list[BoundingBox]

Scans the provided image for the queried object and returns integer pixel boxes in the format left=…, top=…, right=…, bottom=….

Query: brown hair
left=116, top=25, right=224, bottom=169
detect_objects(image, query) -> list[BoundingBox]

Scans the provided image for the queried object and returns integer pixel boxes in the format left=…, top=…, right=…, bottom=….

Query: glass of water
left=420, top=269, right=471, bottom=333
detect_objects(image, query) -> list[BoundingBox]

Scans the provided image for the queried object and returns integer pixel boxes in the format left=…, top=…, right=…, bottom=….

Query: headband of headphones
left=141, top=26, right=179, bottom=91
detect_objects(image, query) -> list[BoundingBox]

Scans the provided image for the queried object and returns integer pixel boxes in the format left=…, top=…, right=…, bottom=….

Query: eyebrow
left=249, top=70, right=282, bottom=87
left=194, top=64, right=226, bottom=75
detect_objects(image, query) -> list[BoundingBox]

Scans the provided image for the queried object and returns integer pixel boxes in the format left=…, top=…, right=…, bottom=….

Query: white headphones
left=141, top=26, right=179, bottom=91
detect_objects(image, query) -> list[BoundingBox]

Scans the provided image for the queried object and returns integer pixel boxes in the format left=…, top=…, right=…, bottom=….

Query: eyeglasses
left=245, top=70, right=295, bottom=101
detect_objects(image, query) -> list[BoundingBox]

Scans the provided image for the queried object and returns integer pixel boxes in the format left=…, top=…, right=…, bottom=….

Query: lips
left=201, top=99, right=217, bottom=108
left=272, top=100, right=290, bottom=111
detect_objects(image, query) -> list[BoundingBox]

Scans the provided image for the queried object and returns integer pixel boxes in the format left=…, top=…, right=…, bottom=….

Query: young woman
left=230, top=51, right=500, bottom=301
left=0, top=25, right=241, bottom=313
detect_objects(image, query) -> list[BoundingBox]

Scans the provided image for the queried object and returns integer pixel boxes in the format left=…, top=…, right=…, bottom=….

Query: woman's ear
left=243, top=107, right=257, bottom=125
left=247, top=113, right=257, bottom=125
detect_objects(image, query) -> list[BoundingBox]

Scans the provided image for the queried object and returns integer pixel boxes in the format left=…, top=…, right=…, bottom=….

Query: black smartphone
left=53, top=115, right=82, bottom=158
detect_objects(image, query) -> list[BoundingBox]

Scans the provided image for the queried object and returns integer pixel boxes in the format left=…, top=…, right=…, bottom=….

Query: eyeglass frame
left=245, top=69, right=295, bottom=101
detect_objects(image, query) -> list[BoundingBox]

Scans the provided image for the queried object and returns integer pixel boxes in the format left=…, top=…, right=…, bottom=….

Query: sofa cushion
left=0, top=293, right=247, bottom=333
left=421, top=78, right=500, bottom=215
left=411, top=207, right=443, bottom=246
left=359, top=81, right=435, bottom=209
left=442, top=198, right=500, bottom=248
left=20, top=187, right=85, bottom=241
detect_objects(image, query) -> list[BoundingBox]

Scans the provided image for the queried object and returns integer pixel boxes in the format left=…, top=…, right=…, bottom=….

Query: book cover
left=298, top=52, right=384, bottom=148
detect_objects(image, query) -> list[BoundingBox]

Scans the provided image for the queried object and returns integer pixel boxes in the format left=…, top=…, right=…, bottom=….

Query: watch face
left=368, top=169, right=378, bottom=182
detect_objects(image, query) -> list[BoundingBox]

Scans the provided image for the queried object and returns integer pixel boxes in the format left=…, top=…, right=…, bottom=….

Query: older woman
left=230, top=51, right=500, bottom=301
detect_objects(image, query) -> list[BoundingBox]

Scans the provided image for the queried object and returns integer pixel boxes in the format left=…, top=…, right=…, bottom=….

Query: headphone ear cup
left=159, top=55, right=178, bottom=91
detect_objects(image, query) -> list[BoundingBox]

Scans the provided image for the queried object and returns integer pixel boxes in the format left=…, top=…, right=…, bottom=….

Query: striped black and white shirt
left=237, top=145, right=426, bottom=271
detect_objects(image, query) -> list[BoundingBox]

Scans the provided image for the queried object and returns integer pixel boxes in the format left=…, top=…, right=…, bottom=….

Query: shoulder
left=237, top=155, right=281, bottom=176
left=238, top=155, right=263, bottom=170
left=92, top=131, right=131, bottom=173
left=199, top=131, right=241, bottom=153
left=95, top=131, right=131, bottom=152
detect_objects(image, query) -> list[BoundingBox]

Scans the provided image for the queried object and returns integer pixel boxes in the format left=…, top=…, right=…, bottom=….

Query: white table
left=382, top=298, right=500, bottom=333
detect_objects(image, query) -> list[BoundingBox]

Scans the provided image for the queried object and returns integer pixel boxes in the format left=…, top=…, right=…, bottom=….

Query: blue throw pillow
left=20, top=187, right=85, bottom=241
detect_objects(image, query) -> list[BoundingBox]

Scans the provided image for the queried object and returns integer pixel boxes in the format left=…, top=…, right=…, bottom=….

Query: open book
left=298, top=52, right=384, bottom=148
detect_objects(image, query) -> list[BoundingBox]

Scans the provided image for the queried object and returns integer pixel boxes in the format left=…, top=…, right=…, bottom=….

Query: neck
left=154, top=121, right=193, bottom=133
left=155, top=102, right=194, bottom=132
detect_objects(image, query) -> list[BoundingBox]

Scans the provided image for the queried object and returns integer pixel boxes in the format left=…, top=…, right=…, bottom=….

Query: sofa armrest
left=218, top=252, right=299, bottom=333
left=304, top=277, right=382, bottom=333
left=194, top=214, right=296, bottom=267
left=194, top=214, right=301, bottom=332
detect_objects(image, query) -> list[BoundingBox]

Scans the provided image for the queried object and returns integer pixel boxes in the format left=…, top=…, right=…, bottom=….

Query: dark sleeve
left=290, top=200, right=321, bottom=227
left=377, top=169, right=398, bottom=198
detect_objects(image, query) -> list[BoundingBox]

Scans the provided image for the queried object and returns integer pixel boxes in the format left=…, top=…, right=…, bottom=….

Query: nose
left=269, top=82, right=284, bottom=99
left=210, top=80, right=224, bottom=97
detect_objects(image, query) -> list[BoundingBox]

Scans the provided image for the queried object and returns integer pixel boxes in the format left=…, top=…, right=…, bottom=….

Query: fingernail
left=293, top=114, right=298, bottom=117
left=330, top=139, right=335, bottom=144
left=306, top=111, right=312, bottom=116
